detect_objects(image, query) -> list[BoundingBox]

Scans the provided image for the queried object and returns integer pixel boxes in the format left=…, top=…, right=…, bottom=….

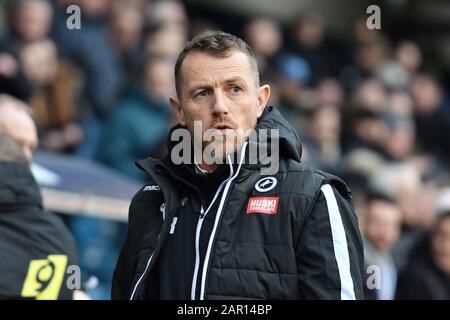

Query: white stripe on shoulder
left=320, top=184, right=356, bottom=300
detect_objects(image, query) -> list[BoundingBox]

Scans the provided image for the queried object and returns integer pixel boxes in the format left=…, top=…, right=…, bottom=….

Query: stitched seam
left=210, top=267, right=297, bottom=276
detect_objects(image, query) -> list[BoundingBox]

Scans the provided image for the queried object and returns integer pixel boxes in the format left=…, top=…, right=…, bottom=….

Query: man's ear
left=169, top=96, right=186, bottom=126
left=256, top=84, right=271, bottom=118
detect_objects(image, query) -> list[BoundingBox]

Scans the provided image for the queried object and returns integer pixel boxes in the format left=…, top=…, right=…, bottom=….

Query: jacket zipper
left=134, top=142, right=247, bottom=300
left=191, top=206, right=204, bottom=300
left=190, top=162, right=235, bottom=300
left=199, top=142, right=248, bottom=300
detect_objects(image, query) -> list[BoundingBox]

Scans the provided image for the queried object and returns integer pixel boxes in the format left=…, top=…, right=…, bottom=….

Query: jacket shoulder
left=278, top=159, right=352, bottom=201
left=126, top=180, right=165, bottom=247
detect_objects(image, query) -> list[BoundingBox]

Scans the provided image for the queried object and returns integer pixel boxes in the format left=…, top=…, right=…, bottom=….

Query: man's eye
left=230, top=86, right=241, bottom=93
left=196, top=90, right=208, bottom=97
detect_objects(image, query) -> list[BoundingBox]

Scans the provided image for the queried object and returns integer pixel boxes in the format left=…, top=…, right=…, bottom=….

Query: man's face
left=144, top=60, right=175, bottom=104
left=366, top=200, right=402, bottom=252
left=16, top=1, right=52, bottom=42
left=170, top=50, right=270, bottom=164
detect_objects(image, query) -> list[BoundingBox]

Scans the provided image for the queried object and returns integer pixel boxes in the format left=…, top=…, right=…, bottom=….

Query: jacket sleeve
left=295, top=183, right=365, bottom=299
left=111, top=226, right=133, bottom=300
left=111, top=200, right=140, bottom=300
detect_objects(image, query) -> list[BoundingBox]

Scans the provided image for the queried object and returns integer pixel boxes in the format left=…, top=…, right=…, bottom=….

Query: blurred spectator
left=10, top=0, right=53, bottom=44
left=341, top=79, right=389, bottom=156
left=0, top=96, right=79, bottom=300
left=341, top=36, right=390, bottom=92
left=353, top=16, right=380, bottom=46
left=109, top=2, right=143, bottom=83
left=144, top=0, right=188, bottom=31
left=411, top=74, right=450, bottom=166
left=143, top=23, right=187, bottom=59
left=343, top=108, right=389, bottom=157
left=290, top=13, right=341, bottom=84
left=244, top=17, right=283, bottom=75
left=18, top=39, right=83, bottom=152
left=96, top=54, right=174, bottom=180
left=383, top=113, right=415, bottom=161
left=0, top=134, right=78, bottom=299
left=52, top=0, right=122, bottom=159
left=396, top=210, right=450, bottom=299
left=142, top=0, right=188, bottom=59
left=316, top=77, right=344, bottom=108
left=303, top=106, right=342, bottom=171
left=342, top=148, right=386, bottom=182
left=1, top=0, right=54, bottom=100
left=351, top=78, right=387, bottom=114
left=274, top=53, right=311, bottom=130
left=375, top=60, right=410, bottom=92
left=370, top=162, right=426, bottom=271
left=363, top=192, right=402, bottom=300
left=388, top=92, right=414, bottom=118
left=355, top=37, right=390, bottom=75
left=395, top=41, right=422, bottom=75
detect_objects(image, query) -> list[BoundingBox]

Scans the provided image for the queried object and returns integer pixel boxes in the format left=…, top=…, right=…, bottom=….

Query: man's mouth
left=212, top=123, right=234, bottom=134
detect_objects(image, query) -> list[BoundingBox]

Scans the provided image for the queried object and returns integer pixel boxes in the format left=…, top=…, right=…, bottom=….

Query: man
left=362, top=192, right=402, bottom=300
left=0, top=133, right=79, bottom=299
left=0, top=95, right=80, bottom=299
left=112, top=31, right=364, bottom=300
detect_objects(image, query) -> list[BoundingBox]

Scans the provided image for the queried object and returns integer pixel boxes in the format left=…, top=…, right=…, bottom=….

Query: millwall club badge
left=254, top=177, right=277, bottom=193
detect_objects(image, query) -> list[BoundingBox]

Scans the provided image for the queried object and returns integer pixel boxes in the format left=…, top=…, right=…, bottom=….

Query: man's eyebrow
left=187, top=84, right=212, bottom=95
left=224, top=77, right=246, bottom=85
left=187, top=77, right=248, bottom=95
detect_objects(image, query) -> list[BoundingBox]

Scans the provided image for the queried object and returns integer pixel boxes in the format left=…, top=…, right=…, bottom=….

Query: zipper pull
left=160, top=202, right=166, bottom=221
left=169, top=217, right=178, bottom=234
left=200, top=206, right=205, bottom=219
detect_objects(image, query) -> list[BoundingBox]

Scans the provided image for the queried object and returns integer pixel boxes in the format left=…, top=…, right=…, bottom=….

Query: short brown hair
left=174, top=30, right=260, bottom=97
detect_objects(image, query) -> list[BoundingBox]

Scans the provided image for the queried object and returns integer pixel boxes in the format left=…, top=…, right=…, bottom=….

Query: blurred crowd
left=1, top=0, right=449, bottom=299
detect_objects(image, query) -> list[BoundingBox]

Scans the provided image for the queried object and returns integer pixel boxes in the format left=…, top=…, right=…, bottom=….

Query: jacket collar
left=0, top=161, right=42, bottom=208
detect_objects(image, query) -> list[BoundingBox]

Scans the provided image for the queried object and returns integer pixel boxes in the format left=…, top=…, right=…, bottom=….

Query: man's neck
left=193, top=153, right=219, bottom=174
left=196, top=162, right=219, bottom=174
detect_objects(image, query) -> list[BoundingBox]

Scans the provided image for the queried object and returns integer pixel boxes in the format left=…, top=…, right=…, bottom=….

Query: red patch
left=246, top=197, right=279, bottom=215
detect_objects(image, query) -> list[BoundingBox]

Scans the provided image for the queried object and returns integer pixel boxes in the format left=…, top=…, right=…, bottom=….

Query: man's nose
left=211, top=90, right=229, bottom=115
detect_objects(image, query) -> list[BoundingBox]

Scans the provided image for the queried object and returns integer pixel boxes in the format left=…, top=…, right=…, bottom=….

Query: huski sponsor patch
left=246, top=197, right=279, bottom=215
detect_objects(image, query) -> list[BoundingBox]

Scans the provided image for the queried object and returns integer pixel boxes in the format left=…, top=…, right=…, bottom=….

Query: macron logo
left=247, top=197, right=279, bottom=215
left=143, top=185, right=160, bottom=192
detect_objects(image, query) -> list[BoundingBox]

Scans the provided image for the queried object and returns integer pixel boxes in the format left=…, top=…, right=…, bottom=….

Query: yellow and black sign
left=21, top=255, right=68, bottom=300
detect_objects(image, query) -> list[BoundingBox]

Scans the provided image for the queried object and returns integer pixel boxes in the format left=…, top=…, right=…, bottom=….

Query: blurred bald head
left=0, top=95, right=38, bottom=162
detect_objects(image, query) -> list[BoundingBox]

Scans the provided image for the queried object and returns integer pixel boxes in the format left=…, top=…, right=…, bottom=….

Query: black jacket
left=112, top=106, right=365, bottom=300
left=0, top=161, right=78, bottom=300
